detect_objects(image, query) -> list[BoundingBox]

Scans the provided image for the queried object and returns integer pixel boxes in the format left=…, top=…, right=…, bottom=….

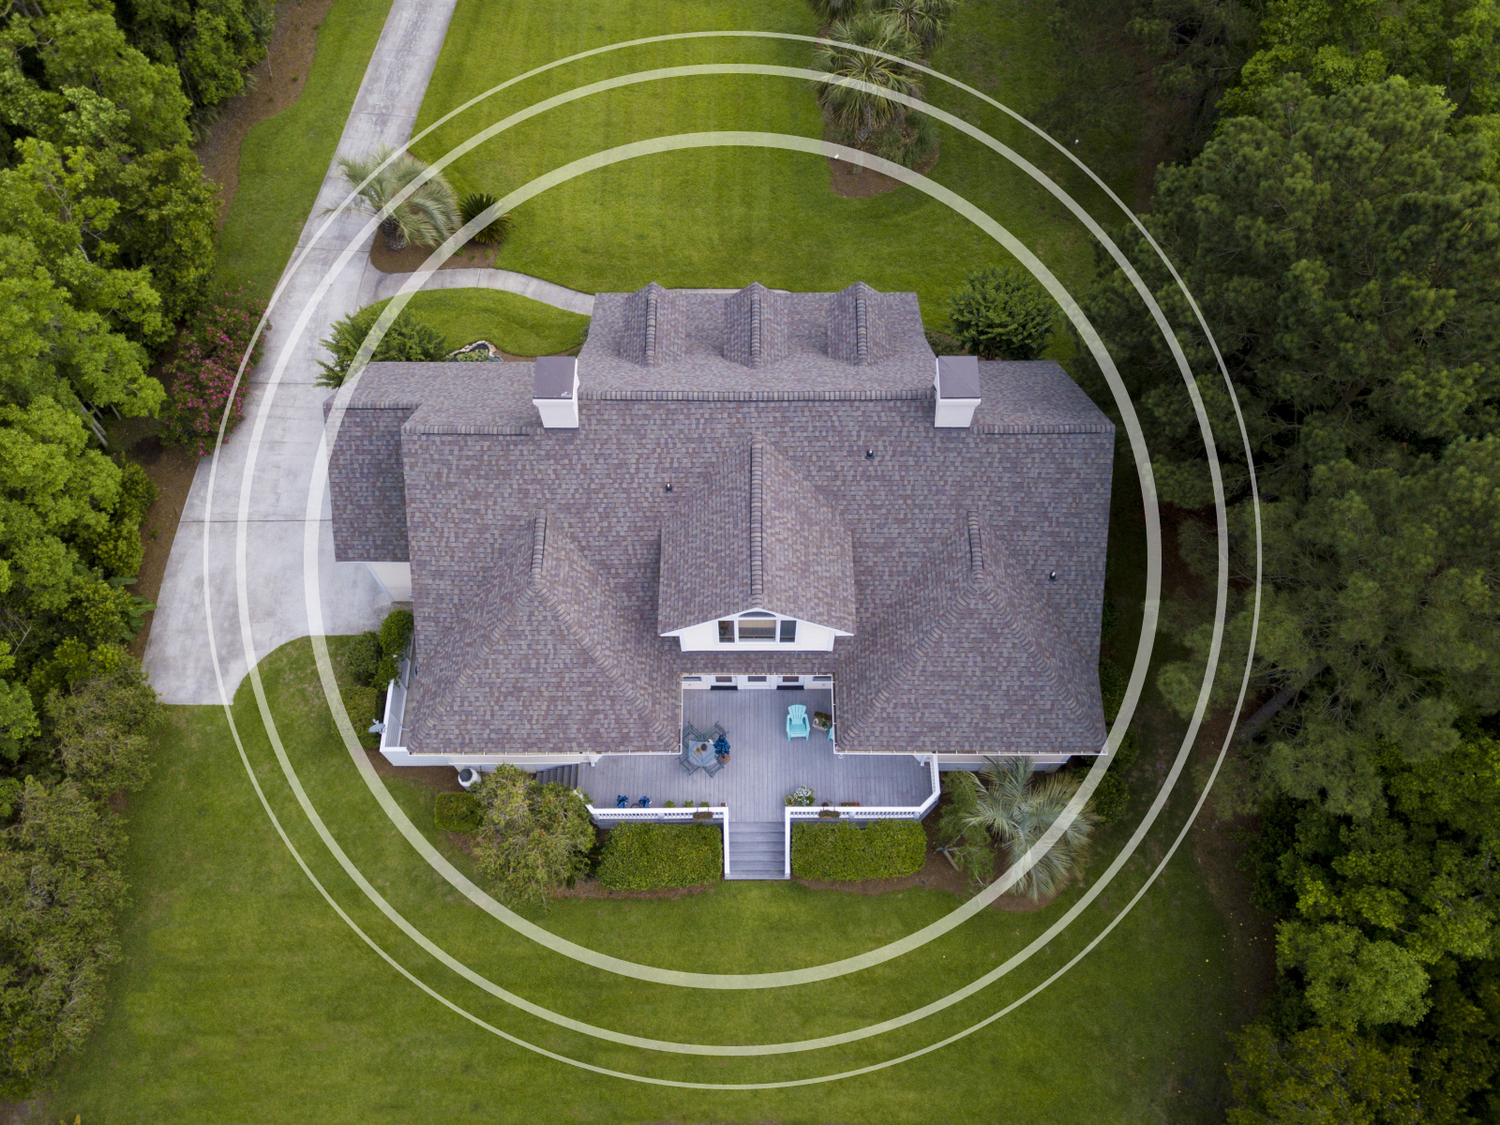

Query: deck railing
left=586, top=804, right=732, bottom=878
left=781, top=755, right=940, bottom=877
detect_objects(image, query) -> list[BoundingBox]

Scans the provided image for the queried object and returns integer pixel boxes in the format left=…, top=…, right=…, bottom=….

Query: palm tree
left=332, top=146, right=460, bottom=252
left=939, top=758, right=1096, bottom=900
left=806, top=0, right=865, bottom=24
left=812, top=12, right=923, bottom=146
left=873, top=0, right=957, bottom=53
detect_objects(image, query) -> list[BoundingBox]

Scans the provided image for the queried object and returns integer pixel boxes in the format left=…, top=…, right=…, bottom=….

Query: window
left=782, top=676, right=801, bottom=683
left=737, top=613, right=775, bottom=641
left=779, top=619, right=797, bottom=643
left=715, top=676, right=734, bottom=683
left=718, top=620, right=734, bottom=643
left=748, top=675, right=767, bottom=682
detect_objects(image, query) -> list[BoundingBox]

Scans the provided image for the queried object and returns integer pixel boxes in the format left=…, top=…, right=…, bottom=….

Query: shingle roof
left=657, top=435, right=856, bottom=634
left=723, top=283, right=791, bottom=368
left=328, top=284, right=1116, bottom=757
left=577, top=284, right=932, bottom=393
left=406, top=514, right=677, bottom=756
left=835, top=512, right=1103, bottom=754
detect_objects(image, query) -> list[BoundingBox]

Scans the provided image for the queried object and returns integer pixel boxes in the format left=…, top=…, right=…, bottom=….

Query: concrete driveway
left=144, top=0, right=459, bottom=705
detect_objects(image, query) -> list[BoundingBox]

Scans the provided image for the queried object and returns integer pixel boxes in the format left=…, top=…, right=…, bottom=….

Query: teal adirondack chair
left=786, top=704, right=810, bottom=740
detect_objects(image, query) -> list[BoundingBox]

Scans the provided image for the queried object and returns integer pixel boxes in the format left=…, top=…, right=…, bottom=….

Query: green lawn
left=377, top=288, right=590, bottom=356
left=215, top=0, right=396, bottom=297
left=49, top=637, right=1237, bottom=1123
left=408, top=0, right=1145, bottom=326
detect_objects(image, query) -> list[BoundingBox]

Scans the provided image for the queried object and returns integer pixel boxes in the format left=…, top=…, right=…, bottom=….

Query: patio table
left=687, top=743, right=716, bottom=771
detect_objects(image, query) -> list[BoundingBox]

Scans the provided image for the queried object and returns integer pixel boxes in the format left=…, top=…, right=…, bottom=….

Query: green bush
left=1099, top=658, right=1127, bottom=722
left=1085, top=727, right=1139, bottom=825
left=341, top=683, right=381, bottom=749
left=458, top=192, right=514, bottom=246
left=380, top=608, right=414, bottom=657
left=947, top=265, right=1057, bottom=360
left=317, top=304, right=448, bottom=388
left=791, top=819, right=926, bottom=881
left=435, top=791, right=484, bottom=833
left=595, top=823, right=722, bottom=890
left=342, top=632, right=381, bottom=686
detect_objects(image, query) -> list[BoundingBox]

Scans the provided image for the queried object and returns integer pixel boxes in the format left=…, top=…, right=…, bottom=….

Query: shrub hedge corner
left=435, top=791, right=484, bottom=833
left=595, top=823, right=722, bottom=890
left=791, top=819, right=926, bottom=881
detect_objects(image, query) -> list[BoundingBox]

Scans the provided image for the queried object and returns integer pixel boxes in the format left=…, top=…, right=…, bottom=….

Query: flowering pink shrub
left=158, top=289, right=270, bottom=457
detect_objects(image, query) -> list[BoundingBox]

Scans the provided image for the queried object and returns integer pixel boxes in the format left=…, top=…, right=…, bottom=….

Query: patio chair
left=678, top=750, right=700, bottom=773
left=703, top=757, right=724, bottom=778
left=787, top=704, right=810, bottom=740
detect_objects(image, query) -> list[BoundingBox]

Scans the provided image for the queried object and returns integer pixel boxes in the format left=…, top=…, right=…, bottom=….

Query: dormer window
left=717, top=612, right=789, bottom=644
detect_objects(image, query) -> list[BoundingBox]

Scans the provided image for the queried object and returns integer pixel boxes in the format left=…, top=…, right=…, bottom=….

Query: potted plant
left=784, top=785, right=815, bottom=807
left=812, top=711, right=832, bottom=731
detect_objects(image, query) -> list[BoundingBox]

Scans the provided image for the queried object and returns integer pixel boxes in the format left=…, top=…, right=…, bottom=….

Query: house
left=326, top=282, right=1115, bottom=877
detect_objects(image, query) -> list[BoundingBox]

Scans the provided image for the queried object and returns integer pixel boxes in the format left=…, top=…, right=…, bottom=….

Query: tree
left=0, top=778, right=127, bottom=1095
left=938, top=758, right=1096, bottom=899
left=317, top=303, right=449, bottom=388
left=471, top=766, right=594, bottom=909
left=1227, top=1024, right=1423, bottom=1125
left=947, top=265, right=1057, bottom=359
left=1224, top=0, right=1500, bottom=117
left=0, top=140, right=167, bottom=410
left=1078, top=78, right=1500, bottom=813
left=812, top=13, right=922, bottom=146
left=46, top=657, right=160, bottom=799
left=872, top=0, right=958, bottom=53
left=332, top=147, right=460, bottom=252
left=117, top=0, right=275, bottom=111
left=805, top=0, right=866, bottom=24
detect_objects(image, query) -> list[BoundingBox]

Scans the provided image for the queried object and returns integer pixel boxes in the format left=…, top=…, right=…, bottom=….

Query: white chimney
left=934, top=355, right=980, bottom=428
left=533, top=356, right=579, bottom=429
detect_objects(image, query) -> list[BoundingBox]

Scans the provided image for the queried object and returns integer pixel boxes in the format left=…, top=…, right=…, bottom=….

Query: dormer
left=657, top=436, right=856, bottom=652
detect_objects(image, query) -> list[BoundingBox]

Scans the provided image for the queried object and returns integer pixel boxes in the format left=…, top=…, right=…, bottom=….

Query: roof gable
left=407, top=514, right=675, bottom=755
left=835, top=513, right=1103, bottom=754
left=657, top=436, right=856, bottom=634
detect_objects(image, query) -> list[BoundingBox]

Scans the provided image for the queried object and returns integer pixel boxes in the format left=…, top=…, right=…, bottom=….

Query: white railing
left=586, top=805, right=732, bottom=878
left=377, top=652, right=411, bottom=754
left=782, top=755, right=940, bottom=877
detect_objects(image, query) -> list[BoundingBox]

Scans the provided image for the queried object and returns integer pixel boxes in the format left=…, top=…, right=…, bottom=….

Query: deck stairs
left=727, top=820, right=788, bottom=880
left=535, top=764, right=580, bottom=788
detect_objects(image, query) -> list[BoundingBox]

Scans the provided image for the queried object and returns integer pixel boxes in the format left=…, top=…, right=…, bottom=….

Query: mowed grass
left=215, top=0, right=395, bottom=297
left=408, top=0, right=1144, bottom=325
left=377, top=288, right=590, bottom=356
left=49, top=638, right=1238, bottom=1123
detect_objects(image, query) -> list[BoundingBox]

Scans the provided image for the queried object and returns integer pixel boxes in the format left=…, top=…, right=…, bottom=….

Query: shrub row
left=435, top=791, right=484, bottom=833
left=791, top=820, right=926, bottom=881
left=595, top=823, right=722, bottom=890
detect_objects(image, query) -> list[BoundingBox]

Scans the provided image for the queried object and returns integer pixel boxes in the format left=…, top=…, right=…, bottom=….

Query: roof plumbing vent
left=934, top=355, right=981, bottom=428
left=533, top=355, right=579, bottom=429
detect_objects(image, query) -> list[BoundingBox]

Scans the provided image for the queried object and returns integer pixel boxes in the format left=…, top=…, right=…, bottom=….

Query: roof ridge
left=749, top=435, right=764, bottom=602
left=528, top=513, right=547, bottom=589
left=966, top=510, right=985, bottom=574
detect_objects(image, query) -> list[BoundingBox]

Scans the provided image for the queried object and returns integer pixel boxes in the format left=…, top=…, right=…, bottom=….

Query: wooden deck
left=580, top=689, right=932, bottom=821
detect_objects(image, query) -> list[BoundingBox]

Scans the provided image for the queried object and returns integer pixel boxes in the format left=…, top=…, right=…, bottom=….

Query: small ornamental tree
left=158, top=289, right=268, bottom=457
left=947, top=265, right=1057, bottom=359
left=472, top=765, right=593, bottom=909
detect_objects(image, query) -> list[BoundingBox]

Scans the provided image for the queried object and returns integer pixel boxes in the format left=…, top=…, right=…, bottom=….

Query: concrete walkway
left=145, top=0, right=461, bottom=705
left=372, top=267, right=594, bottom=315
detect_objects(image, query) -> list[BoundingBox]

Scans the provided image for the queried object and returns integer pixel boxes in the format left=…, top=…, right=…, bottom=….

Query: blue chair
left=787, top=704, right=810, bottom=740
left=615, top=795, right=629, bottom=808
left=637, top=796, right=651, bottom=808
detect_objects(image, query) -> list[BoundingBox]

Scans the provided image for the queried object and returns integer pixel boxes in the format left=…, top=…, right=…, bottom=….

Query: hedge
left=435, top=791, right=484, bottom=833
left=595, top=823, right=722, bottom=890
left=791, top=820, right=927, bottom=881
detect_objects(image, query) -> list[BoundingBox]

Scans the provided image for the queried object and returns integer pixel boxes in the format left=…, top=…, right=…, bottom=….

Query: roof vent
left=934, top=355, right=981, bottom=428
left=532, top=356, right=579, bottom=429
